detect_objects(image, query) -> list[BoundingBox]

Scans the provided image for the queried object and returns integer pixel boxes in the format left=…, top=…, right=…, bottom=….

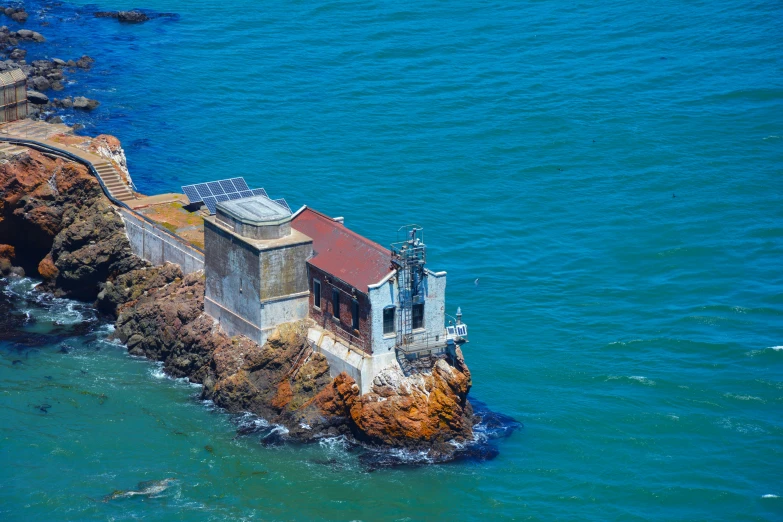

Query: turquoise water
left=2, top=0, right=783, bottom=519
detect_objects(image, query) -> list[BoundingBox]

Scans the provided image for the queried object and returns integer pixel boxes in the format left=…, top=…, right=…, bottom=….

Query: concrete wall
left=204, top=220, right=262, bottom=329
left=422, top=269, right=447, bottom=342
left=259, top=241, right=311, bottom=299
left=307, top=327, right=400, bottom=394
left=367, top=268, right=448, bottom=354
left=203, top=218, right=312, bottom=346
left=119, top=208, right=204, bottom=274
left=368, top=273, right=398, bottom=355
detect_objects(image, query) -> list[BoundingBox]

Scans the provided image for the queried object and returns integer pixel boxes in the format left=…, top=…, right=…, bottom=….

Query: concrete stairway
left=93, top=161, right=134, bottom=202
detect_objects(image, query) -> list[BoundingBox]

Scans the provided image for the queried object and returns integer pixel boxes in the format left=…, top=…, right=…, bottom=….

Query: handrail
left=0, top=136, right=205, bottom=255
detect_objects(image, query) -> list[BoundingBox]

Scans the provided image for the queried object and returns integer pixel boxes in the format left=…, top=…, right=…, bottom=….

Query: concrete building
left=203, top=196, right=312, bottom=345
left=203, top=196, right=461, bottom=393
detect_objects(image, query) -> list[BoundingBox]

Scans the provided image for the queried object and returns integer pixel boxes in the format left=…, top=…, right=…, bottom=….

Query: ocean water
left=1, top=0, right=782, bottom=519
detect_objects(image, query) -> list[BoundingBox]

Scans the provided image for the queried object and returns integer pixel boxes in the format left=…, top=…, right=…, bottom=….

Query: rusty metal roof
left=0, top=69, right=26, bottom=87
left=291, top=207, right=393, bottom=292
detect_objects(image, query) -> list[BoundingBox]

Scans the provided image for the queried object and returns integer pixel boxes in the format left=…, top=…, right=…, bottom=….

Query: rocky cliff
left=0, top=142, right=476, bottom=457
left=0, top=147, right=144, bottom=298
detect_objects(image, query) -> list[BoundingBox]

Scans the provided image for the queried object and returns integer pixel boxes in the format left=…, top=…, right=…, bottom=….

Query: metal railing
left=322, top=313, right=369, bottom=353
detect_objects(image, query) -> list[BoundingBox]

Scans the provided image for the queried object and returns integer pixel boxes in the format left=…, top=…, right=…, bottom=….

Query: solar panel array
left=181, top=177, right=290, bottom=215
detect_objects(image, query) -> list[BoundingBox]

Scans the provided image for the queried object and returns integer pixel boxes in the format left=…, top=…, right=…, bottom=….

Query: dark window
left=383, top=307, right=395, bottom=335
left=332, top=288, right=340, bottom=319
left=313, top=280, right=321, bottom=309
left=412, top=303, right=424, bottom=329
left=351, top=300, right=360, bottom=331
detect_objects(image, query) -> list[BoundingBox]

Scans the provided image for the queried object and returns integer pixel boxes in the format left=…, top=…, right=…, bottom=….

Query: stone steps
left=90, top=160, right=135, bottom=201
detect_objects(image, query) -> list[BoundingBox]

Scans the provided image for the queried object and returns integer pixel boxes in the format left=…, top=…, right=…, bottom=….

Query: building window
left=313, top=279, right=321, bottom=310
left=351, top=299, right=359, bottom=331
left=412, top=303, right=424, bottom=330
left=332, top=288, right=340, bottom=319
left=383, top=307, right=395, bottom=335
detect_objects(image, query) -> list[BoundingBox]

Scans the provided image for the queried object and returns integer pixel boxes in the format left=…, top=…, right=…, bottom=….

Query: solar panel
left=196, top=183, right=213, bottom=199
left=231, top=177, right=250, bottom=192
left=185, top=177, right=290, bottom=216
left=228, top=191, right=250, bottom=201
left=202, top=196, right=218, bottom=215
left=274, top=198, right=291, bottom=212
left=207, top=181, right=223, bottom=195
left=219, top=179, right=236, bottom=193
left=182, top=185, right=201, bottom=204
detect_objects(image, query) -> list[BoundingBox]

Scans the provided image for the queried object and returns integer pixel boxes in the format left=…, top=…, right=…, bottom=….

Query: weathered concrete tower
left=203, top=196, right=313, bottom=345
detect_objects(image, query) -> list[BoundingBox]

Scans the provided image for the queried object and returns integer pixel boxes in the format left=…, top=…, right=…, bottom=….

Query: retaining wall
left=118, top=208, right=204, bottom=274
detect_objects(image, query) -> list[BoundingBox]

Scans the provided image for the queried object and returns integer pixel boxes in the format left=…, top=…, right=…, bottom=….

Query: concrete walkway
left=0, top=120, right=136, bottom=202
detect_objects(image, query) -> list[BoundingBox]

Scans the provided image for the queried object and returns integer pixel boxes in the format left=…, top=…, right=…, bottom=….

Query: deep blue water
left=1, top=1, right=782, bottom=520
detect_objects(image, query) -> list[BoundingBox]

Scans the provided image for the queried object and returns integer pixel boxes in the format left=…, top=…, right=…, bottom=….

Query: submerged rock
left=95, top=11, right=150, bottom=23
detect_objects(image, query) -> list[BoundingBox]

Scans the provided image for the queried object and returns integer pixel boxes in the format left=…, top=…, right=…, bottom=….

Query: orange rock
left=0, top=244, right=15, bottom=261
left=272, top=380, right=293, bottom=410
left=37, top=253, right=58, bottom=280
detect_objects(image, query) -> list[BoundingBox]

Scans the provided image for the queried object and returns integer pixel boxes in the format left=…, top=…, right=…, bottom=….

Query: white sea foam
left=762, top=494, right=779, bottom=498
left=717, top=417, right=767, bottom=435
left=318, top=435, right=349, bottom=452
left=723, top=393, right=764, bottom=402
left=746, top=346, right=783, bottom=357
left=606, top=375, right=655, bottom=385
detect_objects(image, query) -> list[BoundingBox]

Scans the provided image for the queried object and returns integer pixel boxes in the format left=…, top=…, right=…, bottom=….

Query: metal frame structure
left=390, top=225, right=427, bottom=350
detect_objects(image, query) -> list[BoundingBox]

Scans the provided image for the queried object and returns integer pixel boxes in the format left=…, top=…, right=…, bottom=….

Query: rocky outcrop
left=26, top=90, right=48, bottom=105
left=72, top=96, right=100, bottom=111
left=114, top=270, right=476, bottom=453
left=0, top=147, right=144, bottom=299
left=85, top=134, right=133, bottom=186
left=96, top=263, right=182, bottom=315
left=2, top=7, right=28, bottom=24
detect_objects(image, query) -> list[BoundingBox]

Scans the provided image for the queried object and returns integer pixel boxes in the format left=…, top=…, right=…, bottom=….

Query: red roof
left=291, top=208, right=392, bottom=292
